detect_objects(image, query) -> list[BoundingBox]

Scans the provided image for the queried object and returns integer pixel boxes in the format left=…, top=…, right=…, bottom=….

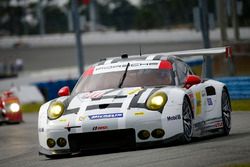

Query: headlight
left=146, top=92, right=167, bottom=110
left=9, top=103, right=20, bottom=112
left=48, top=101, right=65, bottom=120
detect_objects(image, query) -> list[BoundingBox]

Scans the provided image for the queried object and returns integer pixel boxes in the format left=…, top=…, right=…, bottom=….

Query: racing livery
left=38, top=47, right=232, bottom=158
left=0, top=91, right=23, bottom=123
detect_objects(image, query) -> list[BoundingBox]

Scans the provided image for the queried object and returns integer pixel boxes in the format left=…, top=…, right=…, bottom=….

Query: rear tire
left=221, top=88, right=232, bottom=136
left=179, top=97, right=193, bottom=143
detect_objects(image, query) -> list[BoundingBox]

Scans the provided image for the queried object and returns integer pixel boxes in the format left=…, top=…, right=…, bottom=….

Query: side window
left=187, top=66, right=194, bottom=75
left=176, top=60, right=189, bottom=85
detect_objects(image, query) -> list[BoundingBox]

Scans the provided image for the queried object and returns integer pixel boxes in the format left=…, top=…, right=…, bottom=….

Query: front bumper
left=39, top=146, right=71, bottom=156
left=4, top=111, right=23, bottom=123
left=39, top=107, right=183, bottom=156
left=39, top=130, right=183, bottom=157
left=39, top=128, right=136, bottom=156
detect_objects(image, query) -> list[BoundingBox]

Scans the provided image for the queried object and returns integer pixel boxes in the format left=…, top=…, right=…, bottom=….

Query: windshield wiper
left=118, top=63, right=130, bottom=88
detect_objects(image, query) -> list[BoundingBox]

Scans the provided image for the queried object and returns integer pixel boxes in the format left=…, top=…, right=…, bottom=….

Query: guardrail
left=34, top=77, right=250, bottom=101
left=35, top=79, right=77, bottom=101
left=218, top=76, right=250, bottom=100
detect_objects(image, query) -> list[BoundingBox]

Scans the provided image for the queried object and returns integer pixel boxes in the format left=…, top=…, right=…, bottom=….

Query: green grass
left=21, top=103, right=43, bottom=113
left=223, top=163, right=250, bottom=167
left=231, top=99, right=250, bottom=111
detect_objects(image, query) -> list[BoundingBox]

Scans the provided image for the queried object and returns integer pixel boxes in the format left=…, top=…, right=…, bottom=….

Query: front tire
left=179, top=97, right=193, bottom=143
left=221, top=88, right=232, bottom=136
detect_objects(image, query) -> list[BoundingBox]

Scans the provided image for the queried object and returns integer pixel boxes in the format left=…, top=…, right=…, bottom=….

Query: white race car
left=38, top=47, right=232, bottom=158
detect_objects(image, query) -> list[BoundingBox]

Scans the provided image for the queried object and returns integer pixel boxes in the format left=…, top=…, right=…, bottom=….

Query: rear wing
left=153, top=46, right=232, bottom=59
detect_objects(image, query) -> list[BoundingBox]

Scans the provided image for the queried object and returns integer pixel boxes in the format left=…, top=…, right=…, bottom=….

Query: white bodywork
left=38, top=47, right=230, bottom=156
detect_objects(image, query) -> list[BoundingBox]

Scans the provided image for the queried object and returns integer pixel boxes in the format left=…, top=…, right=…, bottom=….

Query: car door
left=175, top=60, right=207, bottom=136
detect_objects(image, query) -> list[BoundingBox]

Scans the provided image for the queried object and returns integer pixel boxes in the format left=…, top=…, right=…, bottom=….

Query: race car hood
left=65, top=87, right=151, bottom=115
left=62, top=86, right=185, bottom=116
left=48, top=86, right=184, bottom=132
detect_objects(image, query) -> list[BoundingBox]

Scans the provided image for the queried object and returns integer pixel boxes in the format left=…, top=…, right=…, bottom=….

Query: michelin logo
left=167, top=114, right=181, bottom=121
left=89, top=113, right=123, bottom=120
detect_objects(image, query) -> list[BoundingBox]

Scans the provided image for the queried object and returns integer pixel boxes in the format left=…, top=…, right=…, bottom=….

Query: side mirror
left=184, top=75, right=201, bottom=89
left=58, top=86, right=70, bottom=97
left=0, top=97, right=3, bottom=109
left=3, top=91, right=13, bottom=97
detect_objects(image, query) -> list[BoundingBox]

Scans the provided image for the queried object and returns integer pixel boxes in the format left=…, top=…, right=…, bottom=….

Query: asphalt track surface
left=0, top=112, right=250, bottom=167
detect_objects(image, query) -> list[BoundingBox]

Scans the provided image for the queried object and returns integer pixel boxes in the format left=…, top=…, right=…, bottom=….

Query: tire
left=221, top=88, right=232, bottom=136
left=179, top=97, right=193, bottom=143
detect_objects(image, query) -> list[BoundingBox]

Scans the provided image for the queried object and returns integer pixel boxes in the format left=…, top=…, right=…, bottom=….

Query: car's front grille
left=68, top=129, right=136, bottom=152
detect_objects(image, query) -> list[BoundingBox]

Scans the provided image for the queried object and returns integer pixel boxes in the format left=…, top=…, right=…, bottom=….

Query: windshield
left=73, top=68, right=175, bottom=94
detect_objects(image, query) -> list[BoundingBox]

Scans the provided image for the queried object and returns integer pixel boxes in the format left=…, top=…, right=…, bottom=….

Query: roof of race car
left=95, top=54, right=178, bottom=66
left=82, top=54, right=177, bottom=76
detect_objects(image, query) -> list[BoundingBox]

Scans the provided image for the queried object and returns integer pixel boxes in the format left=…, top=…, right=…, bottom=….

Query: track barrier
left=34, top=77, right=250, bottom=101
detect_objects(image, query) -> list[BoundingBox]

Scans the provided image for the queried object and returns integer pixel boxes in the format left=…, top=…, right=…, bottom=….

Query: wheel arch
left=184, top=94, right=194, bottom=119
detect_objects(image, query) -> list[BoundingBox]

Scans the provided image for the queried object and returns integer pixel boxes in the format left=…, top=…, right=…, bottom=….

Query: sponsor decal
left=167, top=114, right=181, bottom=121
left=89, top=113, right=123, bottom=120
left=195, top=92, right=202, bottom=116
left=38, top=127, right=44, bottom=132
left=92, top=126, right=108, bottom=131
left=95, top=64, right=128, bottom=71
left=59, top=118, right=68, bottom=122
left=134, top=112, right=144, bottom=116
left=207, top=98, right=213, bottom=106
left=95, top=62, right=159, bottom=72
left=188, top=93, right=195, bottom=111
left=188, top=93, right=194, bottom=99
left=128, top=88, right=143, bottom=95
left=215, top=121, right=223, bottom=128
left=94, top=61, right=160, bottom=74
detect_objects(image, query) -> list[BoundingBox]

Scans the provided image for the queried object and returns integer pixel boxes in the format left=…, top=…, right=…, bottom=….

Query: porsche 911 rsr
left=38, top=47, right=232, bottom=158
left=0, top=91, right=23, bottom=123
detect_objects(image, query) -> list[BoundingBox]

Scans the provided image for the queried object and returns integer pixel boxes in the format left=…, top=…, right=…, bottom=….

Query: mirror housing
left=184, top=75, right=201, bottom=89
left=58, top=86, right=70, bottom=97
left=3, top=91, right=13, bottom=97
left=0, top=97, right=3, bottom=109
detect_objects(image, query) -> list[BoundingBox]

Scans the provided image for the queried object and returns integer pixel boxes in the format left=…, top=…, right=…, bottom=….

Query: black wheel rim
left=183, top=99, right=193, bottom=139
left=222, top=91, right=231, bottom=129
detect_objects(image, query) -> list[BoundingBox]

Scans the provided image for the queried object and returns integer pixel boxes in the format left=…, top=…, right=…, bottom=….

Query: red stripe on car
left=83, top=66, right=94, bottom=77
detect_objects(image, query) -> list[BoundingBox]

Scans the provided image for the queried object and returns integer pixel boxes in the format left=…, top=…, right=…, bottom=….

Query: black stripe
left=103, top=95, right=127, bottom=99
left=86, top=103, right=123, bottom=110
left=64, top=126, right=81, bottom=132
left=128, top=88, right=163, bottom=113
left=128, top=89, right=146, bottom=109
left=147, top=87, right=161, bottom=98
left=63, top=107, right=80, bottom=116
left=91, top=95, right=127, bottom=101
